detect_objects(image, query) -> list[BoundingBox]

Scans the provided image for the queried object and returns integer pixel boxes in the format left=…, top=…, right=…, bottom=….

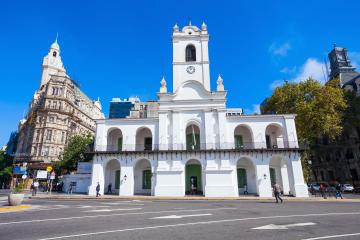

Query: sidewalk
left=29, top=192, right=360, bottom=202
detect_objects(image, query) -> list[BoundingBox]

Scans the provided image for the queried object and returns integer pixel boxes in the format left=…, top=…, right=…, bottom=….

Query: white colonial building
left=88, top=23, right=308, bottom=198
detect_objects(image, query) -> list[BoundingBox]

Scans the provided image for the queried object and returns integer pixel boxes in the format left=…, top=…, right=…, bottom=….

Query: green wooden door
left=117, top=138, right=122, bottom=151
left=142, top=170, right=151, bottom=189
left=185, top=164, right=202, bottom=193
left=237, top=168, right=247, bottom=188
left=270, top=168, right=276, bottom=186
left=234, top=135, right=244, bottom=149
left=115, top=170, right=120, bottom=189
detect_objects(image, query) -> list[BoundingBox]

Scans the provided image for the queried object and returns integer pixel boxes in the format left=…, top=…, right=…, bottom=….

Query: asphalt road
left=1, top=198, right=360, bottom=240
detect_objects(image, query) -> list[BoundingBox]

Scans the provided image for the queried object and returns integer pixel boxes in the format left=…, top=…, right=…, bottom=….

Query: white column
left=280, top=166, right=290, bottom=195
left=158, top=112, right=168, bottom=150
left=119, top=165, right=134, bottom=196
left=88, top=156, right=104, bottom=196
left=217, top=110, right=227, bottom=149
left=204, top=111, right=214, bottom=149
left=172, top=112, right=181, bottom=150
left=287, top=154, right=308, bottom=197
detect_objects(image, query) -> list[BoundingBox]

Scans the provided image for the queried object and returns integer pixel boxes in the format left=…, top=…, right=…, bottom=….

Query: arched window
left=186, top=45, right=196, bottom=62
left=53, top=51, right=57, bottom=57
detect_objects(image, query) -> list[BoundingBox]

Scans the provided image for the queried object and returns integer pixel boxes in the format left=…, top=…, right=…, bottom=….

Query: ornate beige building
left=15, top=38, right=104, bottom=168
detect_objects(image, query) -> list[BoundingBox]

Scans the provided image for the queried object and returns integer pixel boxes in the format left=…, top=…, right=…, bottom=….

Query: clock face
left=186, top=66, right=196, bottom=74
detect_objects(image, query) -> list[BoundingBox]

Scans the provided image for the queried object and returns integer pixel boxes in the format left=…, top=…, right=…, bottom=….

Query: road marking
left=151, top=213, right=212, bottom=219
left=84, top=208, right=142, bottom=212
left=252, top=222, right=316, bottom=230
left=36, top=212, right=360, bottom=240
left=302, top=233, right=360, bottom=240
left=0, top=207, right=235, bottom=225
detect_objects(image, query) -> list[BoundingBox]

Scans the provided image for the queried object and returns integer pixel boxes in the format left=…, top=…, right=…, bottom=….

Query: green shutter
left=270, top=168, right=276, bottom=186
left=117, top=138, right=122, bottom=151
left=142, top=170, right=151, bottom=189
left=237, top=168, right=247, bottom=188
left=115, top=170, right=120, bottom=189
left=234, top=135, right=243, bottom=149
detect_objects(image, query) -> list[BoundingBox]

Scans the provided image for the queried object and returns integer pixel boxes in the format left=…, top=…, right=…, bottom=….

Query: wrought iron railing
left=93, top=141, right=304, bottom=152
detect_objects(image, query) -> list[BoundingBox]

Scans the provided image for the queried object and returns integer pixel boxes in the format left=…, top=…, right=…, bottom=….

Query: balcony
left=92, top=141, right=304, bottom=153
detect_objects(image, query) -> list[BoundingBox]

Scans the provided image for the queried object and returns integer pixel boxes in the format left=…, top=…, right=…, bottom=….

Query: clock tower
left=40, top=36, right=67, bottom=87
left=172, top=22, right=210, bottom=92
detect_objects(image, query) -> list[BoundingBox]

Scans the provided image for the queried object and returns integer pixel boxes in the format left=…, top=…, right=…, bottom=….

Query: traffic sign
left=46, top=166, right=53, bottom=172
left=21, top=174, right=27, bottom=179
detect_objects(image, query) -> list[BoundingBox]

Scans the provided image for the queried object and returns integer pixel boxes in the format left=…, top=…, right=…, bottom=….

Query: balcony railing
left=93, top=141, right=304, bottom=152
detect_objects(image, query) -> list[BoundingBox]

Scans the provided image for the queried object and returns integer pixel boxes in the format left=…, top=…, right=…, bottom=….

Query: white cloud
left=280, top=66, right=297, bottom=74
left=269, top=42, right=291, bottom=56
left=348, top=51, right=360, bottom=69
left=270, top=58, right=327, bottom=90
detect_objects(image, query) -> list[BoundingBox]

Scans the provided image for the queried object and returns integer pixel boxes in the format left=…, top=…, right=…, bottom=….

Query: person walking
left=67, top=183, right=73, bottom=195
left=335, top=183, right=343, bottom=199
left=273, top=183, right=283, bottom=203
left=96, top=182, right=101, bottom=197
left=32, top=180, right=39, bottom=196
left=320, top=183, right=327, bottom=199
left=107, top=183, right=112, bottom=194
left=243, top=185, right=248, bottom=195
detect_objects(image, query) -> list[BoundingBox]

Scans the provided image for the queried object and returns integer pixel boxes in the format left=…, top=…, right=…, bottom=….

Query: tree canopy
left=0, top=150, right=13, bottom=186
left=55, top=134, right=93, bottom=175
left=262, top=78, right=347, bottom=144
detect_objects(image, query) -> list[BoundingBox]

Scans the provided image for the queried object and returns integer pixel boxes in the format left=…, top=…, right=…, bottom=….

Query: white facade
left=89, top=23, right=308, bottom=198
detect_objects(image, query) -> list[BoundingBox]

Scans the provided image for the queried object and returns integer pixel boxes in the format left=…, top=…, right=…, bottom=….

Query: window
left=234, top=135, right=244, bottom=149
left=43, top=146, right=49, bottom=156
left=142, top=170, right=151, bottom=189
left=53, top=51, right=57, bottom=57
left=61, top=132, right=65, bottom=143
left=36, top=129, right=40, bottom=142
left=49, top=117, right=55, bottom=123
left=117, top=137, right=123, bottom=151
left=237, top=168, right=247, bottom=188
left=46, top=130, right=52, bottom=141
left=186, top=45, right=196, bottom=62
left=186, top=133, right=200, bottom=150
left=144, top=137, right=152, bottom=150
left=269, top=168, right=276, bottom=186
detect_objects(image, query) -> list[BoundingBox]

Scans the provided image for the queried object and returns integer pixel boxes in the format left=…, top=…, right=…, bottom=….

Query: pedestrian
left=32, top=180, right=39, bottom=196
left=67, top=183, right=73, bottom=195
left=107, top=183, right=112, bottom=194
left=335, top=184, right=343, bottom=199
left=320, top=183, right=327, bottom=199
left=96, top=182, right=101, bottom=197
left=273, top=183, right=283, bottom=203
left=243, top=184, right=248, bottom=195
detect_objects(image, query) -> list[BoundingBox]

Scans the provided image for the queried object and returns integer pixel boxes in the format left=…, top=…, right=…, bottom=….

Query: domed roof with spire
left=50, top=34, right=60, bottom=51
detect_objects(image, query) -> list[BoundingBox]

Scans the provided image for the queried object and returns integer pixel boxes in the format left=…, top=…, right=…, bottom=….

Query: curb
left=0, top=205, right=32, bottom=212
left=28, top=196, right=360, bottom=203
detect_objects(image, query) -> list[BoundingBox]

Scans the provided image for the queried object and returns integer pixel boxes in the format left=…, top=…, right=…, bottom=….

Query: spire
left=50, top=33, right=60, bottom=51
left=217, top=74, right=225, bottom=91
left=201, top=21, right=207, bottom=31
left=160, top=76, right=167, bottom=93
left=187, top=16, right=192, bottom=26
left=173, top=23, right=179, bottom=32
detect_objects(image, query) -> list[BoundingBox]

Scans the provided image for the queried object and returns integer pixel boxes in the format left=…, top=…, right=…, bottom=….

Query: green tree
left=55, top=134, right=93, bottom=175
left=0, top=151, right=13, bottom=187
left=262, top=78, right=347, bottom=182
left=262, top=78, right=347, bottom=144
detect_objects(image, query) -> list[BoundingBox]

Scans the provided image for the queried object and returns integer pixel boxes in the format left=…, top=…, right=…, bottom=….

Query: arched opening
left=53, top=51, right=57, bottom=57
left=234, top=125, right=253, bottom=149
left=186, top=124, right=200, bottom=150
left=186, top=45, right=196, bottom=62
left=185, top=159, right=203, bottom=195
left=269, top=156, right=290, bottom=195
left=104, top=159, right=121, bottom=195
left=134, top=159, right=152, bottom=195
left=135, top=127, right=152, bottom=151
left=107, top=128, right=123, bottom=151
left=237, top=157, right=256, bottom=195
left=265, top=124, right=284, bottom=149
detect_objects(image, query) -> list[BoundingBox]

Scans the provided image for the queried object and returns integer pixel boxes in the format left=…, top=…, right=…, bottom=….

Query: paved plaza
left=1, top=196, right=360, bottom=240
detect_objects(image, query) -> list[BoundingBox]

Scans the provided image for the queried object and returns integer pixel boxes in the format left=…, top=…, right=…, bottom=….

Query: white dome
left=50, top=41, right=60, bottom=50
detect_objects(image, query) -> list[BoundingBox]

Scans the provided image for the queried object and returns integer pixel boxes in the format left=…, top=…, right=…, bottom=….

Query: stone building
left=88, top=23, right=308, bottom=198
left=310, top=45, right=360, bottom=185
left=15, top=38, right=104, bottom=169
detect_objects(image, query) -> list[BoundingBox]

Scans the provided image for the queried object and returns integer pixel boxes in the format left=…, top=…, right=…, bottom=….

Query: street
left=1, top=198, right=360, bottom=240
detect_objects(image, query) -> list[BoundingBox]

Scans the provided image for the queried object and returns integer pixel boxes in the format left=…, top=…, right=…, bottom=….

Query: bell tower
left=40, top=35, right=67, bottom=87
left=172, top=22, right=210, bottom=92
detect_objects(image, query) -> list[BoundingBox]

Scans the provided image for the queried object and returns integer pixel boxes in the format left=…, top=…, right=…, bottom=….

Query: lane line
left=37, top=212, right=360, bottom=240
left=302, top=233, right=360, bottom=240
left=84, top=208, right=142, bottom=212
left=0, top=207, right=236, bottom=225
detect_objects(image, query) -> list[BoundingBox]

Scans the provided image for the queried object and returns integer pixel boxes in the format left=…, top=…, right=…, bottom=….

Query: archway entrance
left=269, top=156, right=290, bottom=195
left=107, top=128, right=123, bottom=151
left=234, top=125, right=253, bottom=149
left=237, top=157, right=256, bottom=195
left=185, top=159, right=203, bottom=195
left=134, top=159, right=152, bottom=195
left=104, top=159, right=121, bottom=195
left=265, top=124, right=284, bottom=149
left=136, top=128, right=152, bottom=151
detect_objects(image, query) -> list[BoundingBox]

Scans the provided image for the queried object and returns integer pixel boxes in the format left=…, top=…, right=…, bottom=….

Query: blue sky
left=1, top=0, right=360, bottom=146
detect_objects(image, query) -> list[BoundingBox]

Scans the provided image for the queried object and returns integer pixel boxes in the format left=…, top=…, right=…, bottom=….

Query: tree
left=55, top=134, right=93, bottom=175
left=0, top=150, right=13, bottom=188
left=262, top=78, right=347, bottom=144
left=262, top=78, right=347, bottom=182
